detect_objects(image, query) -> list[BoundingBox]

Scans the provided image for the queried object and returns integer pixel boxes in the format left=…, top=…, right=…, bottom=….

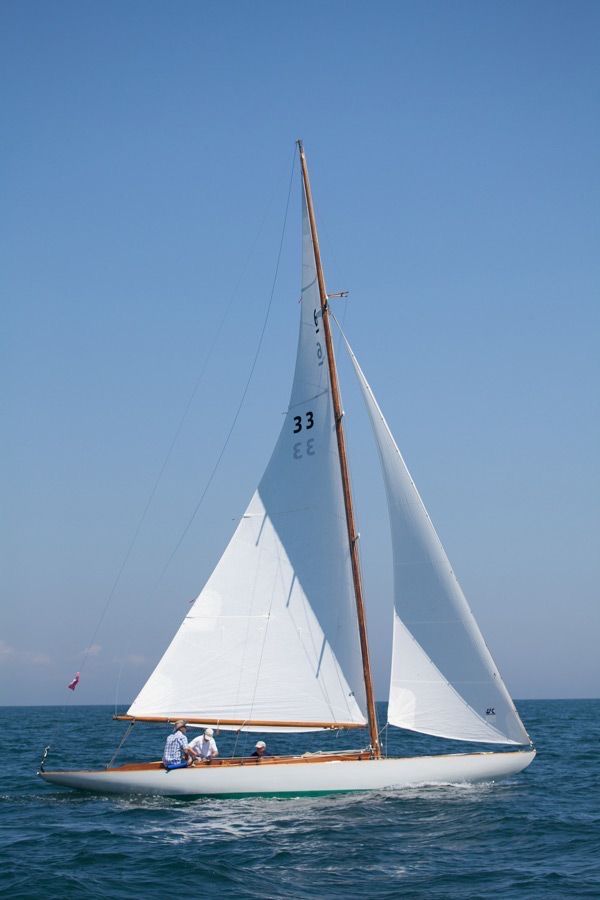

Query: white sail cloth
left=128, top=189, right=367, bottom=731
left=342, top=335, right=530, bottom=745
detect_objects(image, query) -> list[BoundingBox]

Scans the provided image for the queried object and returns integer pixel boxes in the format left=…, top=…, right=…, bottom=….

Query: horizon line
left=1, top=697, right=599, bottom=709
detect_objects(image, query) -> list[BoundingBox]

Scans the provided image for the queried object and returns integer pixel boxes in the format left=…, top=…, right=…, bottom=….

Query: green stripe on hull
left=171, top=789, right=366, bottom=800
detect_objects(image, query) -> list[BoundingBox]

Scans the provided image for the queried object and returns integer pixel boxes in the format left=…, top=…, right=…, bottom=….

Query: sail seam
left=287, top=389, right=329, bottom=410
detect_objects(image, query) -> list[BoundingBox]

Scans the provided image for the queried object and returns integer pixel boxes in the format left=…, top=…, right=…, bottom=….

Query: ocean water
left=1, top=700, right=599, bottom=898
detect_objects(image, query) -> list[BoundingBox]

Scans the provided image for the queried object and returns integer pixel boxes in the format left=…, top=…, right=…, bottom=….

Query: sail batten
left=340, top=331, right=530, bottom=746
left=127, top=189, right=367, bottom=731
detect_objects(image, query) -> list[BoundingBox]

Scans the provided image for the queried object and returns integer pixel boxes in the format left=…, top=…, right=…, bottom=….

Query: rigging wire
left=112, top=145, right=297, bottom=711
left=73, top=151, right=292, bottom=688
left=107, top=720, right=135, bottom=768
left=149, top=147, right=297, bottom=591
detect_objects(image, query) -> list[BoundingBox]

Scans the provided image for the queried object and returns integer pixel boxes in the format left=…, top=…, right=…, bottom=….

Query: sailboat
left=40, top=142, right=535, bottom=797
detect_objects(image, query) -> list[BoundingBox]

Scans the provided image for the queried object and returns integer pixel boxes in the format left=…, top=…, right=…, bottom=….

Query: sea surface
left=1, top=700, right=599, bottom=898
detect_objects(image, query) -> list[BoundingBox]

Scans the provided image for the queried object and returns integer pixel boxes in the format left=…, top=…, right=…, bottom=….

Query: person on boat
left=251, top=740, right=267, bottom=758
left=189, top=727, right=219, bottom=762
left=162, top=720, right=193, bottom=770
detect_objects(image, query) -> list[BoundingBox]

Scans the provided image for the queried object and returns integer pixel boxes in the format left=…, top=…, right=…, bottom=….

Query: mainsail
left=342, top=334, right=530, bottom=745
left=128, top=190, right=367, bottom=731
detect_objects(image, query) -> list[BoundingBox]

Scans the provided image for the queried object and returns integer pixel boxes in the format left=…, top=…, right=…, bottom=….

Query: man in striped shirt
left=162, top=720, right=192, bottom=770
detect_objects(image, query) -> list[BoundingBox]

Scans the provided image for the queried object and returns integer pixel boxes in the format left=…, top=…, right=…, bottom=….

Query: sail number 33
left=293, top=411, right=315, bottom=460
left=293, top=412, right=314, bottom=433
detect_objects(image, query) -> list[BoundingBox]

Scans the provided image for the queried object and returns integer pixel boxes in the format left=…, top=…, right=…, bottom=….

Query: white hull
left=40, top=749, right=535, bottom=798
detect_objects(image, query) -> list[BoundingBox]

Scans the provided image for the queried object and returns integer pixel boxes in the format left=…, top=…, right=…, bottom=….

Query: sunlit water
left=1, top=701, right=599, bottom=898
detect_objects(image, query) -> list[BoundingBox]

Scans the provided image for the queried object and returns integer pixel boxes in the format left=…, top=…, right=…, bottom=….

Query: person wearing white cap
left=251, top=740, right=267, bottom=759
left=188, top=727, right=219, bottom=762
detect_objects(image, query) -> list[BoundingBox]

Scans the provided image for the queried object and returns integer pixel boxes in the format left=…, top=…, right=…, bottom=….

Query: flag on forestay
left=67, top=672, right=80, bottom=691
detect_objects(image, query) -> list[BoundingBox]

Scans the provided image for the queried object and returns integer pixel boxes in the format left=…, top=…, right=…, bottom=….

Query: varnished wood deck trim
left=109, top=751, right=372, bottom=772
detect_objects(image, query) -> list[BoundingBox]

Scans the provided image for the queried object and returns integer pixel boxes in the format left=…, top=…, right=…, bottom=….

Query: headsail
left=341, top=333, right=530, bottom=745
left=128, top=190, right=367, bottom=731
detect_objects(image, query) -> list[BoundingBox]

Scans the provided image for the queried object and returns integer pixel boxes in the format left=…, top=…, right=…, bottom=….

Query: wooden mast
left=297, top=140, right=381, bottom=758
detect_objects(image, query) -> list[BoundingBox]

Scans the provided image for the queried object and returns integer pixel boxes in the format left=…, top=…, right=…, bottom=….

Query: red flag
left=67, top=672, right=80, bottom=691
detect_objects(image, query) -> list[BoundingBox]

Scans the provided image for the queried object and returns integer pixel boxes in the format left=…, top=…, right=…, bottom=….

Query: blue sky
left=2, top=1, right=598, bottom=706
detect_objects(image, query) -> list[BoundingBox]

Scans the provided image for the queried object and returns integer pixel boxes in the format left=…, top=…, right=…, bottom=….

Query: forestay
left=128, top=190, right=367, bottom=731
left=342, top=335, right=530, bottom=745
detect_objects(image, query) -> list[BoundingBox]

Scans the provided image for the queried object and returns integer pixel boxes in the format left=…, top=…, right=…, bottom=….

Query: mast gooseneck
left=297, top=140, right=381, bottom=758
